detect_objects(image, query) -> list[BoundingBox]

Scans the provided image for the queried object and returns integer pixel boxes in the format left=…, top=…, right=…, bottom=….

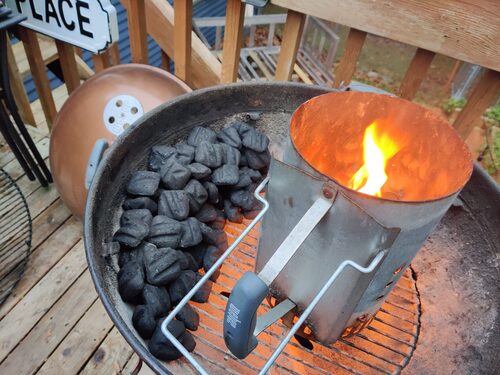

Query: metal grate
left=162, top=221, right=420, bottom=375
left=0, top=168, right=32, bottom=305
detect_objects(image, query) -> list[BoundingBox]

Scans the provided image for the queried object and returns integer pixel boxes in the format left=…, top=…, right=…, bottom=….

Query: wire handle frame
left=160, top=176, right=385, bottom=375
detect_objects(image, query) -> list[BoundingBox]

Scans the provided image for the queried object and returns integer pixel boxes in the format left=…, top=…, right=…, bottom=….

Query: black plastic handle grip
left=223, top=272, right=269, bottom=359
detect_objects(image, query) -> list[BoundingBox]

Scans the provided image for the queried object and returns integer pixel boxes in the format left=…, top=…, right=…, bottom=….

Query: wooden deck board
left=0, top=124, right=150, bottom=374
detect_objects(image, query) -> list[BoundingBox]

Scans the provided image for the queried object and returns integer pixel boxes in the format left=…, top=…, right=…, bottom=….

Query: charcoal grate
left=0, top=168, right=32, bottom=306
left=162, top=221, right=420, bottom=375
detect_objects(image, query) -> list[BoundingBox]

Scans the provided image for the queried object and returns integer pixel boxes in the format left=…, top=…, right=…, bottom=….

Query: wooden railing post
left=174, top=0, right=192, bottom=83
left=275, top=10, right=306, bottom=81
left=6, top=36, right=36, bottom=127
left=92, top=52, right=111, bottom=73
left=128, top=0, right=148, bottom=64
left=55, top=41, right=80, bottom=95
left=16, top=28, right=57, bottom=128
left=221, top=0, right=245, bottom=83
left=454, top=69, right=500, bottom=140
left=398, top=48, right=435, bottom=100
left=332, top=28, right=367, bottom=88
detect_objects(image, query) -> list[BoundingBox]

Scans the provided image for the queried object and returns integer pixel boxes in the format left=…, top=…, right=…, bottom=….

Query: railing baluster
left=268, top=23, right=275, bottom=47
left=215, top=26, right=222, bottom=51
left=221, top=0, right=245, bottom=83
left=398, top=48, right=435, bottom=100
left=16, top=28, right=57, bottom=129
left=55, top=41, right=80, bottom=95
left=275, top=10, right=306, bottom=81
left=174, top=0, right=193, bottom=83
left=454, top=69, right=500, bottom=139
left=332, top=28, right=367, bottom=88
left=6, top=36, right=36, bottom=127
left=127, top=0, right=148, bottom=64
left=109, top=43, right=121, bottom=65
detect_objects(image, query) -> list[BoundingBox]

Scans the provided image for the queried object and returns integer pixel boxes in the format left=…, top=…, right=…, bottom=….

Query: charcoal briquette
left=174, top=143, right=195, bottom=165
left=118, top=260, right=145, bottom=303
left=148, top=215, right=182, bottom=248
left=202, top=181, right=221, bottom=205
left=187, top=126, right=217, bottom=146
left=132, top=304, right=158, bottom=339
left=181, top=331, right=196, bottom=352
left=241, top=128, right=270, bottom=152
left=232, top=121, right=253, bottom=137
left=230, top=189, right=256, bottom=211
left=194, top=141, right=224, bottom=168
left=113, top=221, right=149, bottom=248
left=192, top=274, right=212, bottom=303
left=241, top=166, right=262, bottom=181
left=243, top=148, right=271, bottom=170
left=195, top=203, right=217, bottom=222
left=118, top=244, right=144, bottom=268
left=199, top=223, right=225, bottom=247
left=120, top=209, right=153, bottom=227
left=168, top=270, right=197, bottom=304
left=209, top=209, right=226, bottom=230
left=184, top=179, right=208, bottom=213
left=185, top=244, right=208, bottom=269
left=239, top=152, right=248, bottom=167
left=187, top=163, right=211, bottom=179
left=148, top=145, right=176, bottom=172
left=123, top=197, right=158, bottom=214
left=220, top=143, right=241, bottom=165
left=158, top=190, right=190, bottom=220
left=176, top=304, right=199, bottom=331
left=126, top=171, right=160, bottom=196
left=179, top=217, right=203, bottom=248
left=211, top=164, right=239, bottom=185
left=234, top=172, right=252, bottom=188
left=203, top=245, right=223, bottom=281
left=148, top=319, right=186, bottom=361
left=217, top=126, right=241, bottom=148
left=243, top=209, right=260, bottom=220
left=143, top=246, right=182, bottom=286
left=176, top=250, right=199, bottom=271
left=142, top=284, right=172, bottom=317
left=223, top=199, right=243, bottom=223
left=160, top=159, right=191, bottom=189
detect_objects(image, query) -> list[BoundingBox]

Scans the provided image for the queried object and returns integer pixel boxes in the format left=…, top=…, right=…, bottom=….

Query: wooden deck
left=0, top=124, right=153, bottom=374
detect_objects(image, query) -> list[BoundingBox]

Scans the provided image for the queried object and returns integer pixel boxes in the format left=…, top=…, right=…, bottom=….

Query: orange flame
left=349, top=122, right=399, bottom=197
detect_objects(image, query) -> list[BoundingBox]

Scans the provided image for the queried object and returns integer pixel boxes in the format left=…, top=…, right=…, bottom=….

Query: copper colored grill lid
left=290, top=92, right=473, bottom=202
left=50, top=64, right=191, bottom=218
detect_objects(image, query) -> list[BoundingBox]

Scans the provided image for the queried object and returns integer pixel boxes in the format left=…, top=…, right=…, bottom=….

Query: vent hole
left=376, top=295, right=385, bottom=301
left=220, top=291, right=230, bottom=298
left=108, top=116, right=115, bottom=124
left=385, top=281, right=394, bottom=288
left=294, top=334, right=314, bottom=350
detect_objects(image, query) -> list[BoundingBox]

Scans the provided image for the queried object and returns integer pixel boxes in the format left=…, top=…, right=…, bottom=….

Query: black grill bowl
left=84, top=82, right=500, bottom=375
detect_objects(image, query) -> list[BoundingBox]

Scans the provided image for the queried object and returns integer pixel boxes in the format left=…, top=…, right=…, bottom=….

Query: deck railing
left=5, top=0, right=500, bottom=140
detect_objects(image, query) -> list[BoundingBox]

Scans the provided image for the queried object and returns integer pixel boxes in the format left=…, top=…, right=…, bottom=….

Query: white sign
left=6, top=0, right=119, bottom=53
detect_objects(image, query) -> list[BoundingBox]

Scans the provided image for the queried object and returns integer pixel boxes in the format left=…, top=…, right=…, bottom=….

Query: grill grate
left=162, top=221, right=420, bottom=375
left=0, top=168, right=32, bottom=306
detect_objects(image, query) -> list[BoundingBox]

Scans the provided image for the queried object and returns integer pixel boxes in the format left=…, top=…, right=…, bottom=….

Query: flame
left=349, top=122, right=399, bottom=197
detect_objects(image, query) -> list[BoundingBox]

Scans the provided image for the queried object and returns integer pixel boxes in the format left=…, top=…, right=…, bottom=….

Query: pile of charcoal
left=113, top=121, right=270, bottom=361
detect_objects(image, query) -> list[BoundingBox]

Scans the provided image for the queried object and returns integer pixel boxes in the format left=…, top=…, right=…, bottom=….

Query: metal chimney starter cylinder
left=224, top=91, right=473, bottom=358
